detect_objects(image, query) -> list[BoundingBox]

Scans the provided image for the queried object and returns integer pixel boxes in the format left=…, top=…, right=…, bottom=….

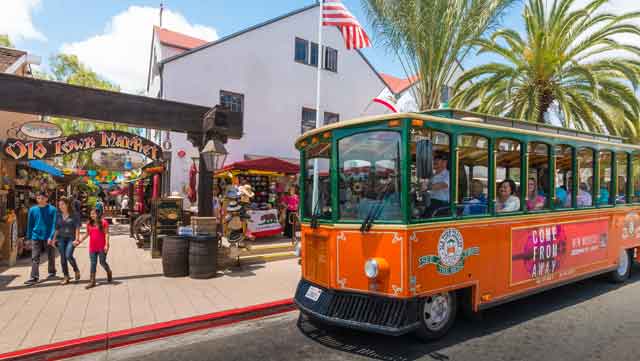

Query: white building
left=147, top=3, right=397, bottom=205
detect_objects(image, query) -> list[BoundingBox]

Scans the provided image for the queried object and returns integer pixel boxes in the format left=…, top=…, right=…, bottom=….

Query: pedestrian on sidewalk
left=95, top=197, right=105, bottom=218
left=282, top=186, right=299, bottom=239
left=53, top=197, right=81, bottom=285
left=24, top=191, right=58, bottom=285
left=74, top=209, right=112, bottom=289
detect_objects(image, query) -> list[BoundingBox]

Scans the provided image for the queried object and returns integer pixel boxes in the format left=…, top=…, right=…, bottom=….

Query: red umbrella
left=188, top=162, right=198, bottom=203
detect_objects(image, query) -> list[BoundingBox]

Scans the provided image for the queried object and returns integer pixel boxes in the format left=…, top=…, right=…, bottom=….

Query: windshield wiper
left=359, top=198, right=378, bottom=233
left=310, top=191, right=323, bottom=229
left=360, top=183, right=392, bottom=233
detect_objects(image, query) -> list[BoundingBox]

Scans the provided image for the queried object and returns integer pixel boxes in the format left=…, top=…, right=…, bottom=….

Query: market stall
left=215, top=157, right=299, bottom=239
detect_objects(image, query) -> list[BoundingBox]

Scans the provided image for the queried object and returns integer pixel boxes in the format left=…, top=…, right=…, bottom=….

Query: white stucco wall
left=160, top=5, right=388, bottom=204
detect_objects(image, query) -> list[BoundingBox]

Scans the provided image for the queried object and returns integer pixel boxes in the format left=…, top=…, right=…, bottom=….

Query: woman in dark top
left=53, top=197, right=81, bottom=284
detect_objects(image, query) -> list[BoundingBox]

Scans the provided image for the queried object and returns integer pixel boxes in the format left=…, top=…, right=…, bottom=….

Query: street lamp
left=200, top=139, right=228, bottom=172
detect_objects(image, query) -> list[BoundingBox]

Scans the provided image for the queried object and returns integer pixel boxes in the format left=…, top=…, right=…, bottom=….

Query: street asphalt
left=73, top=267, right=640, bottom=361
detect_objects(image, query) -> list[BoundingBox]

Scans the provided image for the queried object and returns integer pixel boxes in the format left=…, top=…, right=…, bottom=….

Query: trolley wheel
left=414, top=291, right=457, bottom=341
left=609, top=249, right=632, bottom=283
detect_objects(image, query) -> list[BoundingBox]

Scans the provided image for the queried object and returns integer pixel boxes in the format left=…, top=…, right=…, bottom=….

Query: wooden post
left=198, top=157, right=213, bottom=217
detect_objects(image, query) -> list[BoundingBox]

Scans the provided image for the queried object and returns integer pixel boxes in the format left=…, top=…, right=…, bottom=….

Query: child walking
left=75, top=209, right=112, bottom=289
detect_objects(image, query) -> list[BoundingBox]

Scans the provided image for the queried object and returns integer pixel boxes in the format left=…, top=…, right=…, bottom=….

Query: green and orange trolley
left=293, top=109, right=640, bottom=340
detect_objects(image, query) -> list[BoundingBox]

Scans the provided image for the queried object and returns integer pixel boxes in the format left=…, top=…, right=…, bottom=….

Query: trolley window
left=496, top=139, right=522, bottom=213
left=458, top=134, right=489, bottom=216
left=554, top=145, right=573, bottom=209
left=576, top=148, right=594, bottom=208
left=304, top=142, right=332, bottom=220
left=527, top=142, right=550, bottom=211
left=616, top=152, right=629, bottom=204
left=338, top=131, right=402, bottom=221
left=598, top=151, right=613, bottom=206
left=410, top=128, right=451, bottom=220
left=634, top=153, right=640, bottom=203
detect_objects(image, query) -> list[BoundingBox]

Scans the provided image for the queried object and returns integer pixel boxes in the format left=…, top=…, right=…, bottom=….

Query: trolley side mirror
left=416, top=139, right=432, bottom=179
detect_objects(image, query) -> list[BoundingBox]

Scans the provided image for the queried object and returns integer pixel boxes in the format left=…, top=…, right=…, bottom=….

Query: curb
left=0, top=298, right=296, bottom=361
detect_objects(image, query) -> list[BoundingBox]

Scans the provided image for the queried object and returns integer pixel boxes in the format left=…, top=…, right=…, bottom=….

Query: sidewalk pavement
left=0, top=233, right=300, bottom=353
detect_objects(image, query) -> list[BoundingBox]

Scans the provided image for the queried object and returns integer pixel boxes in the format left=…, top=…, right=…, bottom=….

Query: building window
left=324, top=47, right=338, bottom=72
left=301, top=108, right=316, bottom=134
left=295, top=38, right=308, bottom=63
left=310, top=42, right=319, bottom=67
left=220, top=91, right=244, bottom=113
left=324, top=112, right=339, bottom=124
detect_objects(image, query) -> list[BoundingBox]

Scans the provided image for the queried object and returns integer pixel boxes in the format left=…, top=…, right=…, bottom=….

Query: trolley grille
left=327, top=293, right=409, bottom=329
left=295, top=279, right=418, bottom=330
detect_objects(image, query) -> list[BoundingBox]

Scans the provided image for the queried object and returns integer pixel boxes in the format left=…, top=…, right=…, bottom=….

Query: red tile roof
left=380, top=73, right=419, bottom=94
left=0, top=47, right=26, bottom=72
left=154, top=26, right=208, bottom=50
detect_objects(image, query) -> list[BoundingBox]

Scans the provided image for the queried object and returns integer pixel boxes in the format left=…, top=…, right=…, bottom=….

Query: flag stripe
left=321, top=0, right=371, bottom=50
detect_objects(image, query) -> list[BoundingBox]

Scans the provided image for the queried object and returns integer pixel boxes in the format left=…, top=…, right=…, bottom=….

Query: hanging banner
left=3, top=130, right=163, bottom=162
left=247, top=209, right=282, bottom=238
left=511, top=218, right=609, bottom=285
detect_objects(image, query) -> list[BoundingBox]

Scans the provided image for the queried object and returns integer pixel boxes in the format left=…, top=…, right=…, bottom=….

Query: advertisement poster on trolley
left=511, top=218, right=609, bottom=285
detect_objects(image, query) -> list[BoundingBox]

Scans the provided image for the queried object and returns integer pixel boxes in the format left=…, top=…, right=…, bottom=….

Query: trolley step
left=238, top=251, right=298, bottom=265
left=245, top=242, right=295, bottom=256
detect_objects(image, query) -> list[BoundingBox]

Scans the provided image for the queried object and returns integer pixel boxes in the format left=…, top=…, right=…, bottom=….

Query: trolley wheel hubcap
left=617, top=249, right=629, bottom=276
left=423, top=293, right=451, bottom=331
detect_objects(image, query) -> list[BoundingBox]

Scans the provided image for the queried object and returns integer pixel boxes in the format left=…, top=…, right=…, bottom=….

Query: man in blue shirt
left=24, top=192, right=58, bottom=285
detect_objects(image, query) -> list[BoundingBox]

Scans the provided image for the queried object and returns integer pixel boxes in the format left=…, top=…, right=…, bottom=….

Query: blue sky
left=3, top=0, right=526, bottom=92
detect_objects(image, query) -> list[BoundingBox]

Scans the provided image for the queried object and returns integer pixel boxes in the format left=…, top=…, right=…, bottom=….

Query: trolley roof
left=295, top=109, right=639, bottom=151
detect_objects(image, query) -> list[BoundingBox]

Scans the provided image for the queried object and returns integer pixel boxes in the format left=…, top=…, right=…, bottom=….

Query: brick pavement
left=0, top=232, right=300, bottom=353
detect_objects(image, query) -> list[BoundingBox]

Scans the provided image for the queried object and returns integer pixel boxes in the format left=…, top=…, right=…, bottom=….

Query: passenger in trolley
left=425, top=151, right=450, bottom=217
left=496, top=179, right=520, bottom=212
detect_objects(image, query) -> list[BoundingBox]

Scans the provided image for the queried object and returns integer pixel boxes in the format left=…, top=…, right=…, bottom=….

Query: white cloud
left=60, top=6, right=218, bottom=93
left=0, top=0, right=46, bottom=43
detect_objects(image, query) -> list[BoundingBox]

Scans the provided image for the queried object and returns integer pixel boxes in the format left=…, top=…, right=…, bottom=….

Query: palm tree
left=362, top=0, right=517, bottom=110
left=451, top=0, right=640, bottom=137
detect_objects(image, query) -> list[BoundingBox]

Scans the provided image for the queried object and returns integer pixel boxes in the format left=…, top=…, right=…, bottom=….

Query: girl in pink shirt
left=282, top=186, right=299, bottom=239
left=75, top=209, right=112, bottom=289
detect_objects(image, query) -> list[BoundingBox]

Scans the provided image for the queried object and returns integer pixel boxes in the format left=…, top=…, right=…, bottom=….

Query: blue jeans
left=57, top=237, right=79, bottom=277
left=89, top=251, right=111, bottom=274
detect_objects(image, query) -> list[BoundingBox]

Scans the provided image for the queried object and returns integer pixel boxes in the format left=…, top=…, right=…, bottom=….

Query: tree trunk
left=537, top=81, right=554, bottom=124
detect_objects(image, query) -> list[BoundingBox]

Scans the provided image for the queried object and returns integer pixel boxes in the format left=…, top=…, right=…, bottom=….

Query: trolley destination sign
left=3, top=130, right=163, bottom=162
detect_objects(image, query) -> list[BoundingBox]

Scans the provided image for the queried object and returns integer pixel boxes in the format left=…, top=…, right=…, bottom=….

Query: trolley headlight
left=364, top=259, right=379, bottom=279
left=364, top=258, right=389, bottom=279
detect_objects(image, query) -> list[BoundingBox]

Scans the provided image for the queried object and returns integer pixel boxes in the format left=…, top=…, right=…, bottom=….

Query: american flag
left=322, top=1, right=371, bottom=50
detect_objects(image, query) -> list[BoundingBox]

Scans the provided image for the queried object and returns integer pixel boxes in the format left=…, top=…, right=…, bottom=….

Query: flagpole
left=315, top=0, right=323, bottom=130
left=312, top=0, right=323, bottom=212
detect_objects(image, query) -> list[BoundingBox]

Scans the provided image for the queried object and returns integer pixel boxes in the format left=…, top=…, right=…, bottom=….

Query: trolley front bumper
left=294, top=279, right=420, bottom=336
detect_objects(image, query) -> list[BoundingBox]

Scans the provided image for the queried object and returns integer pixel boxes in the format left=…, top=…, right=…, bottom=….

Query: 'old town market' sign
left=3, top=130, right=163, bottom=162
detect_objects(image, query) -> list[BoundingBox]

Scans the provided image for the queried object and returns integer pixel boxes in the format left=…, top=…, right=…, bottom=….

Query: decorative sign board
left=151, top=197, right=183, bottom=258
left=19, top=121, right=63, bottom=139
left=91, top=148, right=149, bottom=171
left=4, top=130, right=163, bottom=162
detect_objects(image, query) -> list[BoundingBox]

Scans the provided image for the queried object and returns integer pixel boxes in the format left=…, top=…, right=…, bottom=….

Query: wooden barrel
left=162, top=236, right=189, bottom=277
left=189, top=236, right=217, bottom=279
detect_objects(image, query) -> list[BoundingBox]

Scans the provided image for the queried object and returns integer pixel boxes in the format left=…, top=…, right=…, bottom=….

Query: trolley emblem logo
left=418, top=228, right=479, bottom=275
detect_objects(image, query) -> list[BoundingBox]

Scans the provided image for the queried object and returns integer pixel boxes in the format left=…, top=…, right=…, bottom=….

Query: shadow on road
left=298, top=267, right=640, bottom=361
left=0, top=272, right=163, bottom=292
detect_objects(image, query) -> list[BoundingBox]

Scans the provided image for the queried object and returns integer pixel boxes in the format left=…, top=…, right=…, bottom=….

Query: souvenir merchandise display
left=236, top=175, right=270, bottom=206
left=213, top=157, right=299, bottom=239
